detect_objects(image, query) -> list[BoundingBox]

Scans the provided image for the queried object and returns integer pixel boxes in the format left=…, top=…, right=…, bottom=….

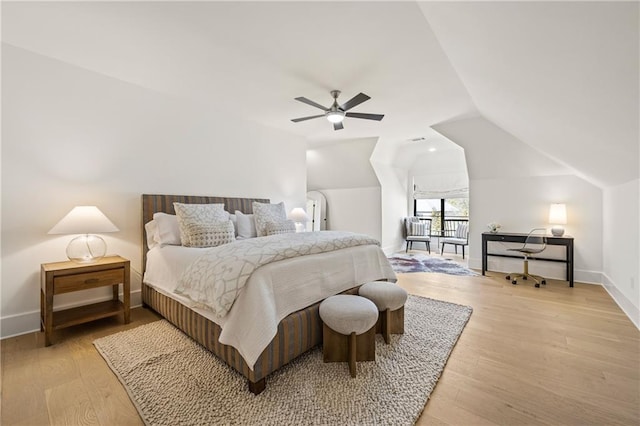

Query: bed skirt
left=142, top=283, right=358, bottom=391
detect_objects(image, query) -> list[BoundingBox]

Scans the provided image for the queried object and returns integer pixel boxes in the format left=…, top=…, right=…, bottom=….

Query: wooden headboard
left=141, top=194, right=270, bottom=272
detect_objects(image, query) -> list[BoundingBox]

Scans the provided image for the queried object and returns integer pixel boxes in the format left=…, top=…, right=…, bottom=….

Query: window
left=415, top=198, right=468, bottom=236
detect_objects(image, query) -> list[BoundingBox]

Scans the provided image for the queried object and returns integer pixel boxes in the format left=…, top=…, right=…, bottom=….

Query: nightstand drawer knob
left=85, top=278, right=99, bottom=284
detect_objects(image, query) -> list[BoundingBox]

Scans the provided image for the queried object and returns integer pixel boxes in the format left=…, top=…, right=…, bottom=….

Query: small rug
left=388, top=252, right=479, bottom=276
left=94, top=295, right=472, bottom=426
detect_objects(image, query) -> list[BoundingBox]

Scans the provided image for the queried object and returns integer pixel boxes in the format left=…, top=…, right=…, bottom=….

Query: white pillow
left=265, top=220, right=296, bottom=236
left=152, top=212, right=182, bottom=246
left=229, top=213, right=238, bottom=237
left=173, top=203, right=229, bottom=246
left=235, top=210, right=257, bottom=239
left=252, top=201, right=286, bottom=237
left=186, top=220, right=235, bottom=248
left=144, top=220, right=158, bottom=249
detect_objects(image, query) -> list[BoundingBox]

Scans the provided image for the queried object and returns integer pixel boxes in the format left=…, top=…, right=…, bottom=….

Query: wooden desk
left=481, top=232, right=574, bottom=287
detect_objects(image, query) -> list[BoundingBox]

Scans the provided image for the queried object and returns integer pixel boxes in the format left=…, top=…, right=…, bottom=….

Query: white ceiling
left=3, top=1, right=638, bottom=188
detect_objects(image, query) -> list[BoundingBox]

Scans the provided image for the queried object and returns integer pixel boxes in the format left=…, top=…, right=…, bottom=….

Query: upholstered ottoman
left=359, top=281, right=408, bottom=344
left=319, top=295, right=379, bottom=378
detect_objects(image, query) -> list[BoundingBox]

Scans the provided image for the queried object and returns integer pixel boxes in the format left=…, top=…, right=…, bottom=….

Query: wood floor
left=2, top=268, right=639, bottom=425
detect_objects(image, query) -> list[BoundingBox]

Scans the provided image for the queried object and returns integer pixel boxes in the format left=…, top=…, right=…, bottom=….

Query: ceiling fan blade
left=294, top=97, right=328, bottom=111
left=346, top=112, right=384, bottom=121
left=340, top=93, right=371, bottom=111
left=291, top=114, right=325, bottom=123
left=333, top=122, right=344, bottom=131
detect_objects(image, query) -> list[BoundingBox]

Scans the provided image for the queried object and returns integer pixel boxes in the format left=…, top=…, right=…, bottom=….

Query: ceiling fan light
left=326, top=111, right=345, bottom=123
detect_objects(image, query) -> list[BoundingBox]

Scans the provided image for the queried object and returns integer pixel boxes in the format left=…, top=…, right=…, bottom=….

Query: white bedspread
left=175, top=231, right=381, bottom=318
left=144, top=240, right=396, bottom=369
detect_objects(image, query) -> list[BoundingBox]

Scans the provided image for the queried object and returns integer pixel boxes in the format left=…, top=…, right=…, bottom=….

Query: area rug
left=94, top=295, right=472, bottom=426
left=388, top=252, right=479, bottom=276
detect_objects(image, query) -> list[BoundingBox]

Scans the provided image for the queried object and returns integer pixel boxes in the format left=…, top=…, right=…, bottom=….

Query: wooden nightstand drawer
left=54, top=268, right=125, bottom=294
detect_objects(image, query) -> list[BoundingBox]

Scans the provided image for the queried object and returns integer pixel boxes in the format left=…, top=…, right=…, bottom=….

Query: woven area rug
left=94, top=295, right=472, bottom=426
left=388, top=252, right=479, bottom=276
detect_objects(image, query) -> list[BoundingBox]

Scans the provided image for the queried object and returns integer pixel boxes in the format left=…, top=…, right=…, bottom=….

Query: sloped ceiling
left=2, top=1, right=637, bottom=188
left=419, top=1, right=639, bottom=188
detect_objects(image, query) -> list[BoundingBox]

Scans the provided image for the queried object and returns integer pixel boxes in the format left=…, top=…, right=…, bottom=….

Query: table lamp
left=548, top=203, right=567, bottom=237
left=289, top=208, right=310, bottom=233
left=48, top=206, right=119, bottom=263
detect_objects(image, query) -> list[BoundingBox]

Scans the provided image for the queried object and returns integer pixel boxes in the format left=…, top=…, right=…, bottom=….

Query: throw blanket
left=175, top=231, right=380, bottom=318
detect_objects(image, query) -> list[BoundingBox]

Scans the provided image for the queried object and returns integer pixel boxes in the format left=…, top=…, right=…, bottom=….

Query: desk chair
left=404, top=217, right=431, bottom=253
left=505, top=228, right=547, bottom=288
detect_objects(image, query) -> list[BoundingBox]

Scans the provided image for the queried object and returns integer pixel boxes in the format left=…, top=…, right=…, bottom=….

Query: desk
left=482, top=232, right=574, bottom=287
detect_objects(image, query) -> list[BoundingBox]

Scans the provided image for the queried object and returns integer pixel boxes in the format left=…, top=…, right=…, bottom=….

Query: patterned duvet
left=175, top=231, right=380, bottom=318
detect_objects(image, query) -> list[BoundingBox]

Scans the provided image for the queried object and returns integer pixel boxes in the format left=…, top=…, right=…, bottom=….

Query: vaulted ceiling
left=3, top=1, right=637, bottom=188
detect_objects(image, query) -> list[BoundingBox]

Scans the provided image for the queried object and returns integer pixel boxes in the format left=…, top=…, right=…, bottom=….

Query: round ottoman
left=319, top=295, right=379, bottom=377
left=359, top=281, right=408, bottom=344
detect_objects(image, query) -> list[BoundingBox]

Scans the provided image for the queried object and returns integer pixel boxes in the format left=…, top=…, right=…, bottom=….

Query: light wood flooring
left=2, top=268, right=639, bottom=425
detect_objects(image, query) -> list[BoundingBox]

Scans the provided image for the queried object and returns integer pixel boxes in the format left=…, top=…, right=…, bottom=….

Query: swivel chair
left=505, top=228, right=547, bottom=288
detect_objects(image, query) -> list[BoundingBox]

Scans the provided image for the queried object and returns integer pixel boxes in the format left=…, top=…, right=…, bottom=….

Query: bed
left=141, top=194, right=396, bottom=394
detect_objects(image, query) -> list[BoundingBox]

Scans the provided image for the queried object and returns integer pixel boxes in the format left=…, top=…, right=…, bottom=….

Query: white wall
left=432, top=115, right=605, bottom=284
left=319, top=187, right=381, bottom=240
left=1, top=45, right=308, bottom=338
left=469, top=175, right=603, bottom=284
left=603, top=179, right=640, bottom=327
left=307, top=138, right=382, bottom=241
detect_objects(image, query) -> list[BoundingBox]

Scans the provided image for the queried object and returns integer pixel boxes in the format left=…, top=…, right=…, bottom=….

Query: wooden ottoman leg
left=390, top=306, right=405, bottom=335
left=349, top=332, right=357, bottom=378
left=383, top=308, right=391, bottom=344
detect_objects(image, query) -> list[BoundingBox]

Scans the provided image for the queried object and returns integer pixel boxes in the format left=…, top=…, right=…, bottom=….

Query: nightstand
left=40, top=255, right=130, bottom=346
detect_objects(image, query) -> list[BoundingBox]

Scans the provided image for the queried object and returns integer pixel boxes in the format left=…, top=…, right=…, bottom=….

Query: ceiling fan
left=291, top=90, right=384, bottom=130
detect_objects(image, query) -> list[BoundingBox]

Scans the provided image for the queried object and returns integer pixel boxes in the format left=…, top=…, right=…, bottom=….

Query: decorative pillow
left=235, top=211, right=257, bottom=239
left=455, top=222, right=469, bottom=239
left=229, top=214, right=238, bottom=237
left=144, top=220, right=158, bottom=249
left=185, top=220, right=235, bottom=248
left=410, top=221, right=426, bottom=236
left=152, top=212, right=182, bottom=246
left=265, top=220, right=296, bottom=236
left=173, top=203, right=229, bottom=246
left=253, top=201, right=286, bottom=237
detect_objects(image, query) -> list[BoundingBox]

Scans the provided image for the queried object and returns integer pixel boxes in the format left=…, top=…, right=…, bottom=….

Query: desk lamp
left=548, top=203, right=567, bottom=237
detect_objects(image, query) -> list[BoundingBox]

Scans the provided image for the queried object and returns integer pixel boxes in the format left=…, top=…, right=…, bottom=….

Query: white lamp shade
left=548, top=203, right=567, bottom=237
left=48, top=206, right=119, bottom=235
left=548, top=204, right=567, bottom=225
left=289, top=207, right=309, bottom=223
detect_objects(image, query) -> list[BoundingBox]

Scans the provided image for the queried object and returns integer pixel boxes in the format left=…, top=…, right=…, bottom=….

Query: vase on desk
left=487, top=222, right=501, bottom=233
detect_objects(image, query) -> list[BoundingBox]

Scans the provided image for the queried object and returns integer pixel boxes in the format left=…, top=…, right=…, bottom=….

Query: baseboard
left=1, top=289, right=143, bottom=340
left=602, top=273, right=640, bottom=329
left=383, top=244, right=403, bottom=256
left=469, top=256, right=600, bottom=284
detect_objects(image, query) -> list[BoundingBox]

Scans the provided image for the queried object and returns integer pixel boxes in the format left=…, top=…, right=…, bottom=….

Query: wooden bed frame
left=141, top=194, right=358, bottom=394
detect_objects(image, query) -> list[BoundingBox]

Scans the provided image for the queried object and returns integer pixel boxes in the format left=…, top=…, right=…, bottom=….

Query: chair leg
left=441, top=243, right=445, bottom=255
left=462, top=245, right=465, bottom=259
left=427, top=241, right=430, bottom=254
left=507, top=255, right=546, bottom=288
left=455, top=246, right=458, bottom=254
